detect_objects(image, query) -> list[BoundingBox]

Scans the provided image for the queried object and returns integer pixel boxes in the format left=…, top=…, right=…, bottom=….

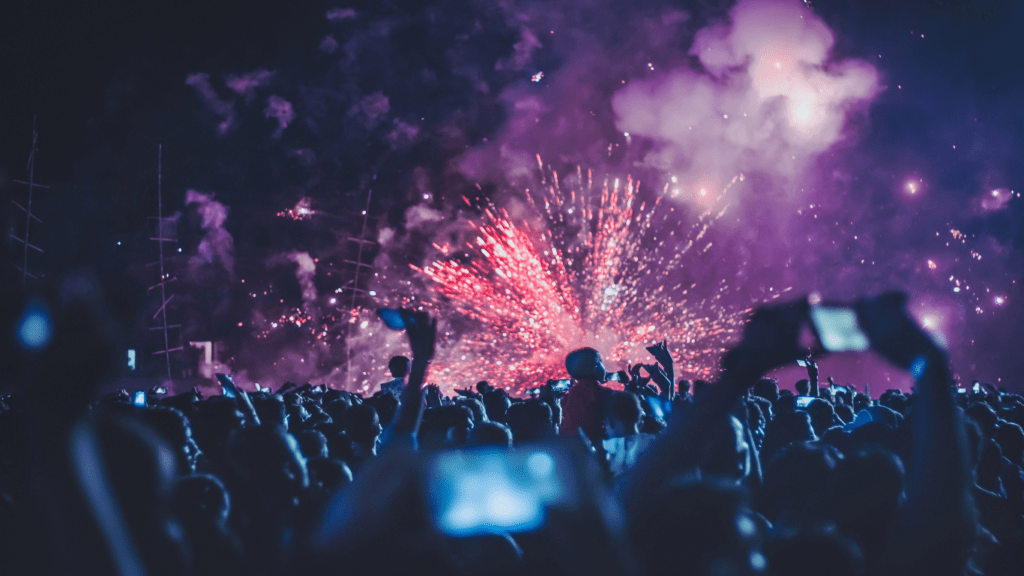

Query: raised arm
left=622, top=300, right=810, bottom=513
left=856, top=293, right=974, bottom=576
left=387, top=309, right=436, bottom=447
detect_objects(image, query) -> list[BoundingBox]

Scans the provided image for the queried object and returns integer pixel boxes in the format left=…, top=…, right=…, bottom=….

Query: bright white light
left=329, top=298, right=336, bottom=305
left=995, top=296, right=1005, bottom=306
left=368, top=290, right=377, bottom=296
left=360, top=320, right=369, bottom=329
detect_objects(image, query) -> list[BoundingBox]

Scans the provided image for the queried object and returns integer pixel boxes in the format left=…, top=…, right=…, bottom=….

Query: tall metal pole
left=157, top=145, right=172, bottom=383
left=346, top=186, right=374, bottom=389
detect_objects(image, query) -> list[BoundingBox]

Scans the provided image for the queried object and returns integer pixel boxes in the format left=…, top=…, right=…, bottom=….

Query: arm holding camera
left=805, top=356, right=820, bottom=397
left=646, top=340, right=675, bottom=401
left=387, top=309, right=436, bottom=448
left=854, top=293, right=973, bottom=575
left=623, top=300, right=809, bottom=513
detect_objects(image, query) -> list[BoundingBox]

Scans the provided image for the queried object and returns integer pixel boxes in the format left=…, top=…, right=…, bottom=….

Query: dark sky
left=3, top=0, right=1022, bottom=391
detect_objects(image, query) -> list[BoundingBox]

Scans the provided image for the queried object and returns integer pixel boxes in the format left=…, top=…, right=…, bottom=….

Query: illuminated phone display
left=810, top=306, right=870, bottom=352
left=427, top=448, right=570, bottom=536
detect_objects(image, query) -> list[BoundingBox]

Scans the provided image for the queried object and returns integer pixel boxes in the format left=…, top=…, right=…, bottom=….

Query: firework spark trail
left=407, top=159, right=747, bottom=393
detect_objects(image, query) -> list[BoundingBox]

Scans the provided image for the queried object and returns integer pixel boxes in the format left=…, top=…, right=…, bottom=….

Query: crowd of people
left=2, top=292, right=1023, bottom=575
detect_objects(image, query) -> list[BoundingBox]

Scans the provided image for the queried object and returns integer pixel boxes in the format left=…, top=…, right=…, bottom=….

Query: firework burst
left=404, top=158, right=746, bottom=393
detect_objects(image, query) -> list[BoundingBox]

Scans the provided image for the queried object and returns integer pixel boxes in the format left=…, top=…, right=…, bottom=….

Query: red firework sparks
left=408, top=159, right=748, bottom=394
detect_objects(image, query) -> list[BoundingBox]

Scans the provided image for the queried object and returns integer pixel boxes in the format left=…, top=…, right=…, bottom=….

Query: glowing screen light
left=17, top=302, right=52, bottom=350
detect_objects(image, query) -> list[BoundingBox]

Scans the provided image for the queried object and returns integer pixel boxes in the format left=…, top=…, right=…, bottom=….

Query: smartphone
left=216, top=373, right=238, bottom=399
left=956, top=388, right=967, bottom=395
left=605, top=372, right=622, bottom=382
left=795, top=396, right=814, bottom=409
left=377, top=308, right=406, bottom=331
left=550, top=379, right=572, bottom=392
left=796, top=359, right=807, bottom=367
left=153, top=386, right=167, bottom=395
left=133, top=390, right=147, bottom=407
left=425, top=446, right=574, bottom=537
left=809, top=305, right=871, bottom=353
left=972, top=382, right=981, bottom=394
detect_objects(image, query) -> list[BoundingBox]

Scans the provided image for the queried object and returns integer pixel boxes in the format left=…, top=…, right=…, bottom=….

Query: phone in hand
left=425, top=446, right=576, bottom=536
left=809, top=305, right=871, bottom=353
left=972, top=382, right=981, bottom=394
left=550, top=379, right=572, bottom=392
left=796, top=359, right=807, bottom=367
left=216, top=373, right=238, bottom=399
left=795, top=396, right=814, bottom=409
left=377, top=308, right=406, bottom=330
left=133, top=390, right=147, bottom=407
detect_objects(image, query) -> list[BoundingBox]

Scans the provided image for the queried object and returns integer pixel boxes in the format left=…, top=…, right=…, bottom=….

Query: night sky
left=3, top=0, right=1022, bottom=392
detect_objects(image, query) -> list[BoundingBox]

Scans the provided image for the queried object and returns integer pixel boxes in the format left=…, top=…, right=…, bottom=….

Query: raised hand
left=644, top=363, right=673, bottom=400
left=424, top=384, right=443, bottom=408
left=646, top=340, right=674, bottom=399
left=646, top=340, right=673, bottom=370
left=398, top=309, right=437, bottom=362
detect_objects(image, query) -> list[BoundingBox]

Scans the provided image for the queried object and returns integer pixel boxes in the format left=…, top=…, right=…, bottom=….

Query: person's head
left=323, top=399, right=349, bottom=426
left=295, top=429, right=329, bottom=460
left=476, top=380, right=492, bottom=394
left=678, top=379, right=692, bottom=396
left=745, top=399, right=768, bottom=449
left=879, top=390, right=908, bottom=415
left=371, top=393, right=399, bottom=427
left=995, top=421, right=1024, bottom=465
left=171, top=473, right=230, bottom=528
left=139, top=406, right=201, bottom=475
left=343, top=404, right=382, bottom=446
left=853, top=393, right=870, bottom=413
left=760, top=411, right=816, bottom=465
left=795, top=379, right=810, bottom=396
left=505, top=400, right=555, bottom=445
left=760, top=441, right=838, bottom=525
left=703, top=415, right=753, bottom=482
left=454, top=397, right=488, bottom=425
left=565, top=347, right=605, bottom=382
left=806, top=399, right=836, bottom=437
left=965, top=402, right=998, bottom=437
left=228, top=425, right=308, bottom=501
left=752, top=378, right=780, bottom=405
left=482, top=389, right=512, bottom=424
left=604, top=392, right=643, bottom=438
left=306, top=457, right=352, bottom=499
left=252, top=396, right=288, bottom=429
left=467, top=421, right=513, bottom=448
left=830, top=449, right=905, bottom=553
left=388, top=356, right=411, bottom=378
left=834, top=403, right=855, bottom=426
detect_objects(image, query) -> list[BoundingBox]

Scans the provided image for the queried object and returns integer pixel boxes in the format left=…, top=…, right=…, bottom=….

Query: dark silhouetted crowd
left=2, top=294, right=1023, bottom=575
